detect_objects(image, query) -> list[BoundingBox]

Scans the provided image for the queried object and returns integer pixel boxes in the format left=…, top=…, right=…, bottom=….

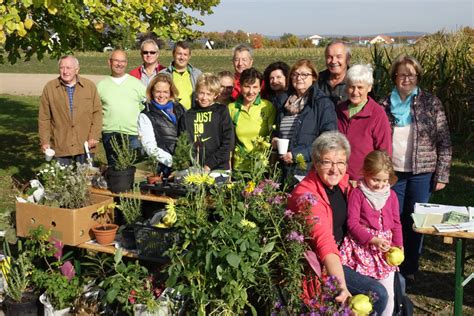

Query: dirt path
left=0, top=73, right=105, bottom=96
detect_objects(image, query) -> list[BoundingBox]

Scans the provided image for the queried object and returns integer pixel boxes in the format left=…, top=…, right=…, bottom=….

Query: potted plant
left=100, top=249, right=164, bottom=315
left=25, top=226, right=84, bottom=315
left=91, top=202, right=118, bottom=245
left=145, top=154, right=161, bottom=185
left=117, top=186, right=142, bottom=250
left=106, top=134, right=138, bottom=193
left=2, top=241, right=39, bottom=316
left=171, top=133, right=193, bottom=181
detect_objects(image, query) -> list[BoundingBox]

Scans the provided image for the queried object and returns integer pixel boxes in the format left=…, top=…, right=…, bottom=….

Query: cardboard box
left=16, top=194, right=114, bottom=246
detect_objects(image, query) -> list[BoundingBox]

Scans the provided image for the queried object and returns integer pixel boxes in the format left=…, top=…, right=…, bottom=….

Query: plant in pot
left=2, top=241, right=38, bottom=316
left=107, top=134, right=138, bottom=193
left=100, top=249, right=165, bottom=315
left=117, top=186, right=142, bottom=250
left=171, top=133, right=194, bottom=182
left=145, top=153, right=161, bottom=185
left=25, top=226, right=84, bottom=315
left=91, top=202, right=119, bottom=245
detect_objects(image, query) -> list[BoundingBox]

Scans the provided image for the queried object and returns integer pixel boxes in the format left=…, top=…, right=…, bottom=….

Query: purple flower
left=267, top=194, right=284, bottom=205
left=286, top=231, right=304, bottom=243
left=51, top=238, right=64, bottom=260
left=274, top=300, right=283, bottom=309
left=284, top=209, right=295, bottom=218
left=60, top=261, right=75, bottom=281
left=296, top=192, right=318, bottom=210
left=262, top=179, right=280, bottom=189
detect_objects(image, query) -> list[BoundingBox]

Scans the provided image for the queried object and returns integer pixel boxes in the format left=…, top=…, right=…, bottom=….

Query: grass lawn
left=0, top=93, right=472, bottom=313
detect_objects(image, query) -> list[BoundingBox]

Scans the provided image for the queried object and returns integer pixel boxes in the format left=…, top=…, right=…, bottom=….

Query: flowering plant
left=165, top=137, right=321, bottom=314
left=26, top=226, right=83, bottom=310
left=37, top=161, right=90, bottom=208
left=100, top=250, right=165, bottom=314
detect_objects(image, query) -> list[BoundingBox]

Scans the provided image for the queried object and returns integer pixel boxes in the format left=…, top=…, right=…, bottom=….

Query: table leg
left=453, top=238, right=465, bottom=316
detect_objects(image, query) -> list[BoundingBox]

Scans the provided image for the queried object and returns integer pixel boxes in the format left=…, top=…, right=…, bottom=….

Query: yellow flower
left=184, top=173, right=215, bottom=186
left=225, top=183, right=234, bottom=190
left=240, top=219, right=256, bottom=229
left=296, top=153, right=307, bottom=170
left=244, top=181, right=255, bottom=194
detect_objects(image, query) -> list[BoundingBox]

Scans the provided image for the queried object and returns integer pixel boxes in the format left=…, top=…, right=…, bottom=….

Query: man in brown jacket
left=38, top=55, right=103, bottom=165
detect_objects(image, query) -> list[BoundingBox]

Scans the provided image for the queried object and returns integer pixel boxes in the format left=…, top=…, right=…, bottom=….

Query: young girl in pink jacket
left=340, top=150, right=403, bottom=315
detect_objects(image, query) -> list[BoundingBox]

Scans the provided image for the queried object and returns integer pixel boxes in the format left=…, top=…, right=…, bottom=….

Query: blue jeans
left=344, top=265, right=388, bottom=314
left=102, top=132, right=141, bottom=167
left=392, top=172, right=433, bottom=276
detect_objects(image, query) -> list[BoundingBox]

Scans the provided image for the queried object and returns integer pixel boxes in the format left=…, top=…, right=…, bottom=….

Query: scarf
left=390, top=87, right=418, bottom=126
left=358, top=180, right=390, bottom=211
left=151, top=100, right=176, bottom=125
left=284, top=94, right=308, bottom=115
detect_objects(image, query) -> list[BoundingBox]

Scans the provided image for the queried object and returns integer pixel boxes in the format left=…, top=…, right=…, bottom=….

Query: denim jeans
left=391, top=172, right=433, bottom=276
left=102, top=132, right=141, bottom=167
left=343, top=265, right=388, bottom=315
left=56, top=153, right=94, bottom=166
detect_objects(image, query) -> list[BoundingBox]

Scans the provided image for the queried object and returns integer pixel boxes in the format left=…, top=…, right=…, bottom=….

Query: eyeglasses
left=221, top=85, right=233, bottom=90
left=318, top=160, right=347, bottom=170
left=396, top=74, right=417, bottom=81
left=291, top=72, right=312, bottom=80
left=142, top=51, right=157, bottom=55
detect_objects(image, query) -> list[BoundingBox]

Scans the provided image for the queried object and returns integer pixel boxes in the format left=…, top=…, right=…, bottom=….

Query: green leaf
left=226, top=252, right=241, bottom=268
left=114, top=248, right=123, bottom=264
left=106, top=288, right=119, bottom=303
left=261, top=241, right=275, bottom=253
left=216, top=265, right=223, bottom=280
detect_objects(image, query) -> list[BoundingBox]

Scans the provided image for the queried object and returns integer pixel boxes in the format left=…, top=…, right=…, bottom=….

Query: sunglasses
left=142, top=51, right=157, bottom=55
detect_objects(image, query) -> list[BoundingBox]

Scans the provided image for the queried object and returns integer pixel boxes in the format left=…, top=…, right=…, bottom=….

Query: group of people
left=38, top=38, right=452, bottom=315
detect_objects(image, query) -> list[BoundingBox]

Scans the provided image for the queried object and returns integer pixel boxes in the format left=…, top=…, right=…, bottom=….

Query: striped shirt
left=279, top=114, right=299, bottom=145
left=65, top=85, right=75, bottom=115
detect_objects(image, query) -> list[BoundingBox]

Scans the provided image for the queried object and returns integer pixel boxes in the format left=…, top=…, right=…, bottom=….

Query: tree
left=0, top=0, right=220, bottom=64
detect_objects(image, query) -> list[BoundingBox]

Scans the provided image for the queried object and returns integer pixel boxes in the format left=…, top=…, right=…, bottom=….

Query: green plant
left=101, top=249, right=162, bottom=314
left=146, top=153, right=160, bottom=176
left=172, top=133, right=193, bottom=171
left=37, top=161, right=90, bottom=208
left=25, top=226, right=84, bottom=310
left=166, top=137, right=312, bottom=314
left=2, top=240, right=34, bottom=302
left=117, top=186, right=142, bottom=225
left=110, top=134, right=137, bottom=171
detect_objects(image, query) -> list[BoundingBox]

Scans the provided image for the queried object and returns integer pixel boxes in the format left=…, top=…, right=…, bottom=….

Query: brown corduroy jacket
left=38, top=76, right=102, bottom=157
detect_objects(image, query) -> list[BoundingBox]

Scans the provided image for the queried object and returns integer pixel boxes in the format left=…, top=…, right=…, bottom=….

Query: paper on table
left=412, top=213, right=444, bottom=228
left=414, top=203, right=469, bottom=215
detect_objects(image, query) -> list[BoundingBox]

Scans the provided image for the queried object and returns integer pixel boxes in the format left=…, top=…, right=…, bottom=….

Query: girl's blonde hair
left=362, top=150, right=398, bottom=185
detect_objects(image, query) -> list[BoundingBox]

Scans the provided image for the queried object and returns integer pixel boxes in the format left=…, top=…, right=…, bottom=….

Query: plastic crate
left=133, top=224, right=179, bottom=258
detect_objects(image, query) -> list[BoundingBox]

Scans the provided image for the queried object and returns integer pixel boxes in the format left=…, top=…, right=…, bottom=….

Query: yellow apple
left=350, top=294, right=373, bottom=316
left=385, top=246, right=405, bottom=266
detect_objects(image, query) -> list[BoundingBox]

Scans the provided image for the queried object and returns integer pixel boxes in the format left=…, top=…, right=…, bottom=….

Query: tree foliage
left=0, top=0, right=220, bottom=64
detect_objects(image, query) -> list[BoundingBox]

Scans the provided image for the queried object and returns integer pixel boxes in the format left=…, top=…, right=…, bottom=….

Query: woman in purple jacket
left=379, top=55, right=452, bottom=283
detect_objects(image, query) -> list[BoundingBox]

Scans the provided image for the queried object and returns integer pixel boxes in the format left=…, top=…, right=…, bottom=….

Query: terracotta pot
left=91, top=224, right=119, bottom=245
left=147, top=175, right=162, bottom=185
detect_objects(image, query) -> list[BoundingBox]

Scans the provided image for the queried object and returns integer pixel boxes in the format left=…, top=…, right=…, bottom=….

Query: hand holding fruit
left=370, top=237, right=390, bottom=252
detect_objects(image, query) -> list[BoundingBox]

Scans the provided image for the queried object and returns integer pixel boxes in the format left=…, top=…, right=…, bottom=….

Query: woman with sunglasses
left=272, top=58, right=337, bottom=185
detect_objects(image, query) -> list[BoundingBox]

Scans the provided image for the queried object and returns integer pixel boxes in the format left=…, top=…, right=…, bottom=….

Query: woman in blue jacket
left=272, top=59, right=337, bottom=185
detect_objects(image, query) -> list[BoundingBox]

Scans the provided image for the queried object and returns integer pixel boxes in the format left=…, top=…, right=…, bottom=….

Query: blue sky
left=196, top=0, right=473, bottom=36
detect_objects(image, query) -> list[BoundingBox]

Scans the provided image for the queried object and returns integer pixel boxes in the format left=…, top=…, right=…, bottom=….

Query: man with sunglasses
left=130, top=39, right=165, bottom=86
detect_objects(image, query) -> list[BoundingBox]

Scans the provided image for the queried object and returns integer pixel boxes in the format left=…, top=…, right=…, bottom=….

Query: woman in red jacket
left=287, top=131, right=388, bottom=314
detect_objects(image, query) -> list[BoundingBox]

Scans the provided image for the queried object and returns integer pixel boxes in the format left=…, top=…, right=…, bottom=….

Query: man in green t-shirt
left=97, top=49, right=146, bottom=167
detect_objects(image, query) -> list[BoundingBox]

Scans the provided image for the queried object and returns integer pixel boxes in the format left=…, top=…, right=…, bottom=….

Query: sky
left=195, top=0, right=473, bottom=36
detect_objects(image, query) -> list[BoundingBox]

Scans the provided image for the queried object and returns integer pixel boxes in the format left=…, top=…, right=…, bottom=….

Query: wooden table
left=90, top=187, right=174, bottom=203
left=413, top=227, right=474, bottom=316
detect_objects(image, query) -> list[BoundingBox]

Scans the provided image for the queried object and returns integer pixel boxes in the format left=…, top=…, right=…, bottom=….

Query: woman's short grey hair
left=311, top=131, right=351, bottom=164
left=346, top=64, right=374, bottom=86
